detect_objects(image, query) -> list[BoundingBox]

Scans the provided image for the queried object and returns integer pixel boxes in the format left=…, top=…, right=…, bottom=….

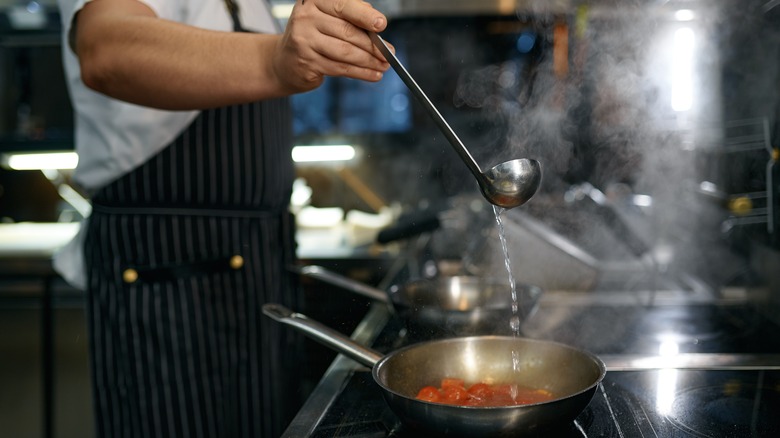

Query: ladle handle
left=262, top=304, right=382, bottom=367
left=369, top=32, right=484, bottom=179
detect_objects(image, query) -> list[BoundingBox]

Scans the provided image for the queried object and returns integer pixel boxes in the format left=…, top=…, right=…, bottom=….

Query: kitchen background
left=0, top=0, right=779, bottom=437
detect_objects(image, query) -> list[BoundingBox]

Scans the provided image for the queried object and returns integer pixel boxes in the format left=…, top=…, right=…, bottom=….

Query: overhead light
left=674, top=9, right=695, bottom=21
left=632, top=194, right=653, bottom=207
left=3, top=151, right=79, bottom=170
left=292, top=145, right=356, bottom=163
left=670, top=27, right=695, bottom=112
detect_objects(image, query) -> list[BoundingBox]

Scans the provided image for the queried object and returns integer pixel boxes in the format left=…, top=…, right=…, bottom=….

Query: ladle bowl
left=370, top=32, right=542, bottom=209
left=481, top=158, right=542, bottom=209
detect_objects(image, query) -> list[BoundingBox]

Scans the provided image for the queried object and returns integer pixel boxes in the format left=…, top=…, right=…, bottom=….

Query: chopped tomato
left=441, top=385, right=469, bottom=404
left=492, top=384, right=514, bottom=397
left=416, top=386, right=441, bottom=403
left=467, top=383, right=492, bottom=400
left=415, top=379, right=555, bottom=407
left=440, top=378, right=465, bottom=389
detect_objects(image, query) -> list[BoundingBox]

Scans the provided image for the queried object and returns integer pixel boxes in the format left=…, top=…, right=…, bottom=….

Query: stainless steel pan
left=292, top=265, right=543, bottom=337
left=264, top=304, right=606, bottom=437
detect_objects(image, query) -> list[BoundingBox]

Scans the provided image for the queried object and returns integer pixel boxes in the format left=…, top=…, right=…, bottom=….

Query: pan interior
left=374, top=336, right=604, bottom=403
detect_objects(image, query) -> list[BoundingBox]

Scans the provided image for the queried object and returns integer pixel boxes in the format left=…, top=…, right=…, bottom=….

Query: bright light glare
left=463, top=342, right=478, bottom=376
left=674, top=9, right=695, bottom=21
left=659, top=339, right=679, bottom=356
left=656, top=368, right=678, bottom=414
left=671, top=27, right=695, bottom=112
left=292, top=145, right=356, bottom=163
left=655, top=337, right=679, bottom=414
left=633, top=194, right=653, bottom=207
left=6, top=152, right=79, bottom=170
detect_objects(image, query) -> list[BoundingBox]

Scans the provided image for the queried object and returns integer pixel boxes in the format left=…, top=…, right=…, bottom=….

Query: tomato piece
left=488, top=384, right=517, bottom=406
left=492, top=384, right=514, bottom=397
left=463, top=396, right=483, bottom=406
left=467, top=383, right=492, bottom=400
left=493, top=393, right=517, bottom=406
left=440, top=378, right=465, bottom=389
left=416, top=386, right=442, bottom=403
left=416, top=379, right=555, bottom=407
left=441, top=385, right=469, bottom=404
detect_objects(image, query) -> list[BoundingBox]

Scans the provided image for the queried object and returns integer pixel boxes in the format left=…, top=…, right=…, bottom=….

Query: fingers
left=299, top=0, right=387, bottom=56
left=312, top=0, right=386, bottom=33
left=279, top=0, right=391, bottom=88
left=309, top=33, right=387, bottom=80
left=317, top=56, right=386, bottom=82
left=312, top=14, right=386, bottom=65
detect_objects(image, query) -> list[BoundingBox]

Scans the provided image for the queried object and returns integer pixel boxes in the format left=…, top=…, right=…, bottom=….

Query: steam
left=451, top=0, right=777, bottom=292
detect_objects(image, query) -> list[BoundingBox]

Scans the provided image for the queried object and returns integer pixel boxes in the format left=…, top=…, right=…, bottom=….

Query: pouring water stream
left=493, top=206, right=524, bottom=381
left=493, top=205, right=522, bottom=336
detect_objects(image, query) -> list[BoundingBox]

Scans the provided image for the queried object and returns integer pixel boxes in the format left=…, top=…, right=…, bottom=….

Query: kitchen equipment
left=284, top=293, right=780, bottom=437
left=263, top=303, right=606, bottom=437
left=292, top=264, right=542, bottom=336
left=369, top=32, right=542, bottom=209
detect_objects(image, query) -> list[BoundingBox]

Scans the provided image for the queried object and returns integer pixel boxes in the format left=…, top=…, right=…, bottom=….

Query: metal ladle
left=370, top=33, right=542, bottom=209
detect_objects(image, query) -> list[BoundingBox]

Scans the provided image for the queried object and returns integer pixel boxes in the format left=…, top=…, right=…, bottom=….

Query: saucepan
left=264, top=304, right=606, bottom=437
left=291, top=264, right=543, bottom=337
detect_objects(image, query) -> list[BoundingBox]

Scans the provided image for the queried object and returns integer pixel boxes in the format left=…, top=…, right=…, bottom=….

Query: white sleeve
left=57, top=0, right=88, bottom=54
left=57, top=0, right=183, bottom=42
left=57, top=0, right=173, bottom=57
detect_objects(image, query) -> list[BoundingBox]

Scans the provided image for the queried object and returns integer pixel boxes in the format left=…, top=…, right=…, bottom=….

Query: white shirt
left=55, top=0, right=280, bottom=288
left=58, top=0, right=280, bottom=192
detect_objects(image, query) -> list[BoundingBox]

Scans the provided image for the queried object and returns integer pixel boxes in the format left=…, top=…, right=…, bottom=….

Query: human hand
left=272, top=0, right=392, bottom=93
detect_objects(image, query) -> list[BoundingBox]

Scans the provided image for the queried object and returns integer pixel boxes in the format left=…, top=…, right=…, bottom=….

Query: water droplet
left=510, top=315, right=521, bottom=334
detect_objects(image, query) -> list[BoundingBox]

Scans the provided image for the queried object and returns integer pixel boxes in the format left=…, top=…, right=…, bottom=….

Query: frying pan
left=264, top=304, right=606, bottom=437
left=291, top=265, right=543, bottom=337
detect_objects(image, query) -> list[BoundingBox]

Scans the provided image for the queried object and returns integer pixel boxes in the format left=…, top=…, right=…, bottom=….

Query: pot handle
left=290, top=265, right=388, bottom=303
left=262, top=303, right=383, bottom=368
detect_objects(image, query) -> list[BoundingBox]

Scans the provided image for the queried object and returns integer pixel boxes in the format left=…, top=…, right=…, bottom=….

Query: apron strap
left=223, top=0, right=250, bottom=32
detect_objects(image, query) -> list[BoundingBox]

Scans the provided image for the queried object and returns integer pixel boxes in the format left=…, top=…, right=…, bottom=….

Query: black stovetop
left=302, top=298, right=780, bottom=437
left=520, top=300, right=780, bottom=355
left=311, top=368, right=780, bottom=437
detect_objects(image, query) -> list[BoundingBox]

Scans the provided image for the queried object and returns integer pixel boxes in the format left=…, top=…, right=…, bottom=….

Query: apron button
left=229, top=255, right=244, bottom=269
left=123, top=268, right=138, bottom=283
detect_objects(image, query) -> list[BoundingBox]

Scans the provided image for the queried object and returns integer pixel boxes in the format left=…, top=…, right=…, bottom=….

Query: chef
left=53, top=0, right=390, bottom=436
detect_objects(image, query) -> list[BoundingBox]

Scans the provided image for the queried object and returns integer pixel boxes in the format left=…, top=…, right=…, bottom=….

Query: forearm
left=74, top=3, right=288, bottom=110
left=72, top=0, right=390, bottom=110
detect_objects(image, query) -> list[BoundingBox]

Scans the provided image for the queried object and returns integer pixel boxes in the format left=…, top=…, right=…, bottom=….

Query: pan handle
left=289, top=265, right=389, bottom=303
left=262, top=304, right=383, bottom=368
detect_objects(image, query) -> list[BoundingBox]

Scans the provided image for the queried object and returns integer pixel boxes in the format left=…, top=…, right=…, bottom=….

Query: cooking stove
left=520, top=297, right=780, bottom=355
left=285, top=291, right=780, bottom=437
left=309, top=369, right=780, bottom=437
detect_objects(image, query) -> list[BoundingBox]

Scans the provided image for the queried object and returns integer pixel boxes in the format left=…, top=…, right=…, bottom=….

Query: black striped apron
left=83, top=99, right=303, bottom=438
